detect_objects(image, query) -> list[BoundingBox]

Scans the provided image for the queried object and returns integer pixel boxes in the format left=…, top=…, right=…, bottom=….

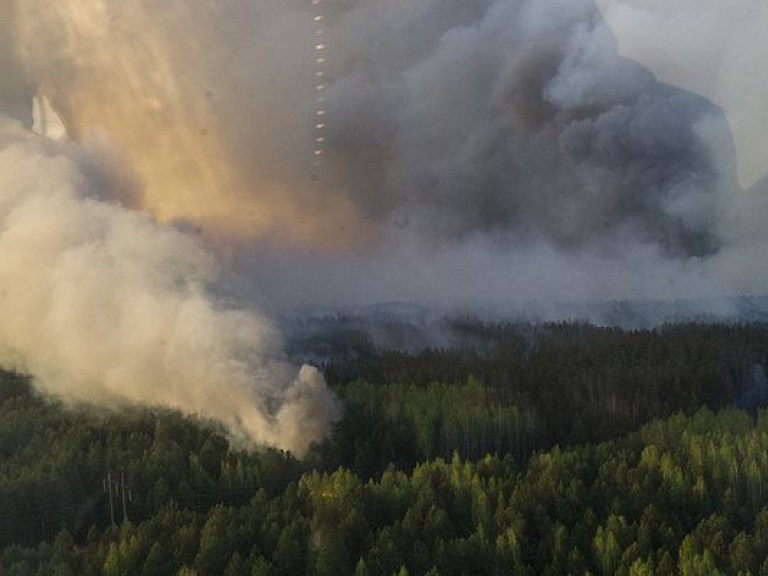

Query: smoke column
left=0, top=120, right=339, bottom=455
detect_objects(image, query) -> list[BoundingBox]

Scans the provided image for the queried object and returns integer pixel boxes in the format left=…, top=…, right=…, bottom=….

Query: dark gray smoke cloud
left=233, top=0, right=763, bottom=309
left=318, top=0, right=736, bottom=257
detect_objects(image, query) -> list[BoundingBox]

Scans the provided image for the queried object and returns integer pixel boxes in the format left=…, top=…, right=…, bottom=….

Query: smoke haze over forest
left=0, top=0, right=766, bottom=447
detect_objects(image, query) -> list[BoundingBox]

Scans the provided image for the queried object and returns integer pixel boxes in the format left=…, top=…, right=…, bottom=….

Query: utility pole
left=104, top=472, right=116, bottom=527
left=104, top=471, right=132, bottom=527
left=121, top=472, right=129, bottom=524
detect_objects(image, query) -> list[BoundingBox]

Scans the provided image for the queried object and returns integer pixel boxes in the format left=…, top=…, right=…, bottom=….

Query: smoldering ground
left=0, top=0, right=766, bottom=448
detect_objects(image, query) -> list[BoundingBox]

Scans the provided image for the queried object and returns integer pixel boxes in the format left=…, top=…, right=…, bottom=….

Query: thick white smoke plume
left=0, top=121, right=339, bottom=455
left=0, top=0, right=766, bottom=434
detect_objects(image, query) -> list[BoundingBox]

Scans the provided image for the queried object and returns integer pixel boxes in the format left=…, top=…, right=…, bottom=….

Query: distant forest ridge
left=282, top=296, right=768, bottom=361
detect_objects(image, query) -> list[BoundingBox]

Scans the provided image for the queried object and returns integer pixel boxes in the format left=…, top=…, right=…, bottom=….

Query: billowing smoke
left=3, top=0, right=749, bottom=255
left=0, top=0, right=765, bottom=435
left=0, top=121, right=339, bottom=455
left=239, top=0, right=762, bottom=307
left=323, top=0, right=736, bottom=257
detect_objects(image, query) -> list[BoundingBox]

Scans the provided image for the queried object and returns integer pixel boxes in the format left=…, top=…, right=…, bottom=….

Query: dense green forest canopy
left=3, top=321, right=768, bottom=575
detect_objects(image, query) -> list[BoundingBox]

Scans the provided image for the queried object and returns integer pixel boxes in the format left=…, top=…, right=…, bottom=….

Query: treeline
left=325, top=380, right=538, bottom=476
left=6, top=408, right=768, bottom=574
left=321, top=322, right=768, bottom=474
